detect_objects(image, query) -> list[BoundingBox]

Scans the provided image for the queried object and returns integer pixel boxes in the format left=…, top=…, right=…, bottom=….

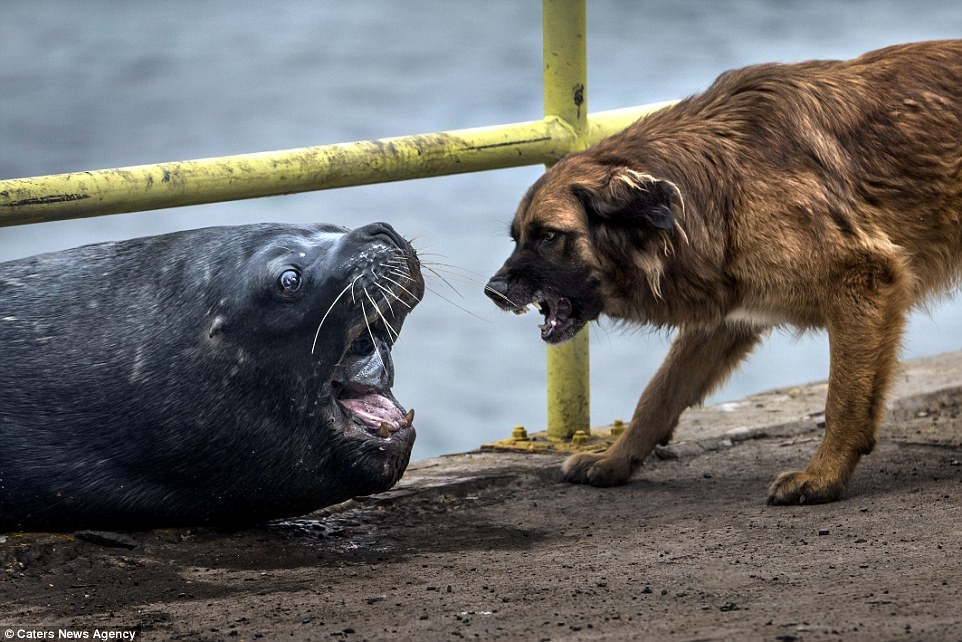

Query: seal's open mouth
left=339, top=391, right=413, bottom=438
left=319, top=222, right=424, bottom=444
left=331, top=318, right=414, bottom=441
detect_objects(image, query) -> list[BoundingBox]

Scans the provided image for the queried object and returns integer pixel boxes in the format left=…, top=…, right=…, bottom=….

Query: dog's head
left=485, top=155, right=685, bottom=343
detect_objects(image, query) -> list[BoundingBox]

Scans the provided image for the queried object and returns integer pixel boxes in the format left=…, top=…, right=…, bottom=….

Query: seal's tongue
left=334, top=331, right=415, bottom=438
left=340, top=394, right=406, bottom=431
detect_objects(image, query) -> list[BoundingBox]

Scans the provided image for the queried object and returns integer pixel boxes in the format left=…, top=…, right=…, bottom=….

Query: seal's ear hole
left=278, top=269, right=303, bottom=293
left=208, top=315, right=226, bottom=339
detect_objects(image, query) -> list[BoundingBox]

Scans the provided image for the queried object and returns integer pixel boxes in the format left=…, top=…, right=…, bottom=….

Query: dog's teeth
left=513, top=307, right=527, bottom=315
left=377, top=422, right=391, bottom=438
left=532, top=301, right=543, bottom=312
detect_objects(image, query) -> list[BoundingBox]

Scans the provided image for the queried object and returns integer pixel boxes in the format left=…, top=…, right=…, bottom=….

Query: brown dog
left=485, top=40, right=962, bottom=505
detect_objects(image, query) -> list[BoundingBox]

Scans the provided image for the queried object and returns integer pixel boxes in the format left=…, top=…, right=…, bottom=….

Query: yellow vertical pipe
left=543, top=0, right=590, bottom=441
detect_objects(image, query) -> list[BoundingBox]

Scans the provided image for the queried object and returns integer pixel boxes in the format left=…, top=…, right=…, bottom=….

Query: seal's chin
left=330, top=329, right=415, bottom=444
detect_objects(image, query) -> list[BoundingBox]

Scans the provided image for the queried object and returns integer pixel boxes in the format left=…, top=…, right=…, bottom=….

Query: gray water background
left=2, top=0, right=961, bottom=461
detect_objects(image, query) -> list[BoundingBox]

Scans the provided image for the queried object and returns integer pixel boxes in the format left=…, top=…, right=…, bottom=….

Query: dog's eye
left=541, top=230, right=557, bottom=244
left=278, top=269, right=302, bottom=292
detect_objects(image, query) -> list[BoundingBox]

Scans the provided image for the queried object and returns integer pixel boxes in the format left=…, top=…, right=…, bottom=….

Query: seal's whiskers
left=373, top=281, right=396, bottom=316
left=388, top=269, right=416, bottom=284
left=422, top=283, right=490, bottom=323
left=373, top=281, right=412, bottom=310
left=312, top=274, right=362, bottom=354
left=394, top=240, right=501, bottom=321
left=363, top=287, right=400, bottom=342
left=419, top=257, right=521, bottom=310
left=418, top=257, right=503, bottom=296
left=422, top=265, right=465, bottom=299
left=360, top=299, right=388, bottom=373
left=416, top=261, right=487, bottom=281
left=380, top=274, right=422, bottom=303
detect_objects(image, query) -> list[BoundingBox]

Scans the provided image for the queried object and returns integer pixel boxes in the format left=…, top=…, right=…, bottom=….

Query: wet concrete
left=2, top=352, right=961, bottom=641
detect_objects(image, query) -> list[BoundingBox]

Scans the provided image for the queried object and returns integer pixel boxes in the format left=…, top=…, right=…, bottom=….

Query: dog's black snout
left=485, top=275, right=511, bottom=307
left=352, top=221, right=407, bottom=249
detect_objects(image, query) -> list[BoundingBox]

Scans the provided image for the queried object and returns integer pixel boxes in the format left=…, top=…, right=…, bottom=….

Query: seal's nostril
left=353, top=222, right=406, bottom=249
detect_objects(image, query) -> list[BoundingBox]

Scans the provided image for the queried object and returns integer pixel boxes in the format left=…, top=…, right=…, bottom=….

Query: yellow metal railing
left=542, top=0, right=591, bottom=441
left=0, top=107, right=671, bottom=227
left=0, top=0, right=673, bottom=441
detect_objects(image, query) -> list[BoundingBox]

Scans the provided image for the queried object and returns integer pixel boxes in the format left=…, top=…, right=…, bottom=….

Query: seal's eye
left=278, top=269, right=302, bottom=292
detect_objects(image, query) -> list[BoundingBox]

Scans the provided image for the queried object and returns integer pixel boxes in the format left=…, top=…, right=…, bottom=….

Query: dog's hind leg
left=768, top=248, right=911, bottom=505
left=562, top=321, right=764, bottom=487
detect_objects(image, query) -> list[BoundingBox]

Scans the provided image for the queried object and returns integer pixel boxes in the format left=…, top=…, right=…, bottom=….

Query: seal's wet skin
left=0, top=221, right=424, bottom=531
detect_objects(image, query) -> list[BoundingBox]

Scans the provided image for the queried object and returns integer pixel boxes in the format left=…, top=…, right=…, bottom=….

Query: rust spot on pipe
left=465, top=136, right=553, bottom=152
left=573, top=83, right=585, bottom=119
left=0, top=193, right=89, bottom=208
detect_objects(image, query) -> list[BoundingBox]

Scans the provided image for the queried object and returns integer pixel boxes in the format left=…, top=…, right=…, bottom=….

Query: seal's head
left=0, top=221, right=425, bottom=530
left=204, top=221, right=425, bottom=501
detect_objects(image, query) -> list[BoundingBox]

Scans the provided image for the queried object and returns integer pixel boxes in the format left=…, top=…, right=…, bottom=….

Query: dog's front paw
left=767, top=469, right=846, bottom=505
left=561, top=452, right=633, bottom=487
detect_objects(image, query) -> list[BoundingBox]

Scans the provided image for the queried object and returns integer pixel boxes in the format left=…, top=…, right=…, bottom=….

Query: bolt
left=610, top=419, right=626, bottom=436
left=512, top=425, right=529, bottom=442
left=572, top=430, right=588, bottom=446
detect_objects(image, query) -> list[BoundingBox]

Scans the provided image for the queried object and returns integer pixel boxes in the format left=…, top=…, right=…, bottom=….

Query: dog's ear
left=573, top=168, right=675, bottom=230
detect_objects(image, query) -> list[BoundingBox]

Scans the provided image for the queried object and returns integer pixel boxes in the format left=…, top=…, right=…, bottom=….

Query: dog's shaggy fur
left=486, top=40, right=962, bottom=504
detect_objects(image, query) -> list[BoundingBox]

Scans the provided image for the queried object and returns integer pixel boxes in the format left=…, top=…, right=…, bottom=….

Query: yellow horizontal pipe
left=587, top=101, right=676, bottom=141
left=0, top=103, right=674, bottom=227
left=0, top=119, right=562, bottom=226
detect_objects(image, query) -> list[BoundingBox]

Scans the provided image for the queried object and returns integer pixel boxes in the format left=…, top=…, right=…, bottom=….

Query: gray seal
left=0, top=221, right=424, bottom=531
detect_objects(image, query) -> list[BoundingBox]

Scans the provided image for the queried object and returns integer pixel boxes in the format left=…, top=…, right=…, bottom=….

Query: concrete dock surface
left=3, top=351, right=961, bottom=641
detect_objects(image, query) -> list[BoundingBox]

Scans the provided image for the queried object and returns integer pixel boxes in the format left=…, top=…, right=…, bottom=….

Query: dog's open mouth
left=331, top=319, right=414, bottom=441
left=512, top=295, right=575, bottom=342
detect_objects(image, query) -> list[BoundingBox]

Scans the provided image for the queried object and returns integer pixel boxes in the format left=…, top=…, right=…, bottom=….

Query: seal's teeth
left=404, top=408, right=415, bottom=426
left=377, top=422, right=391, bottom=439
